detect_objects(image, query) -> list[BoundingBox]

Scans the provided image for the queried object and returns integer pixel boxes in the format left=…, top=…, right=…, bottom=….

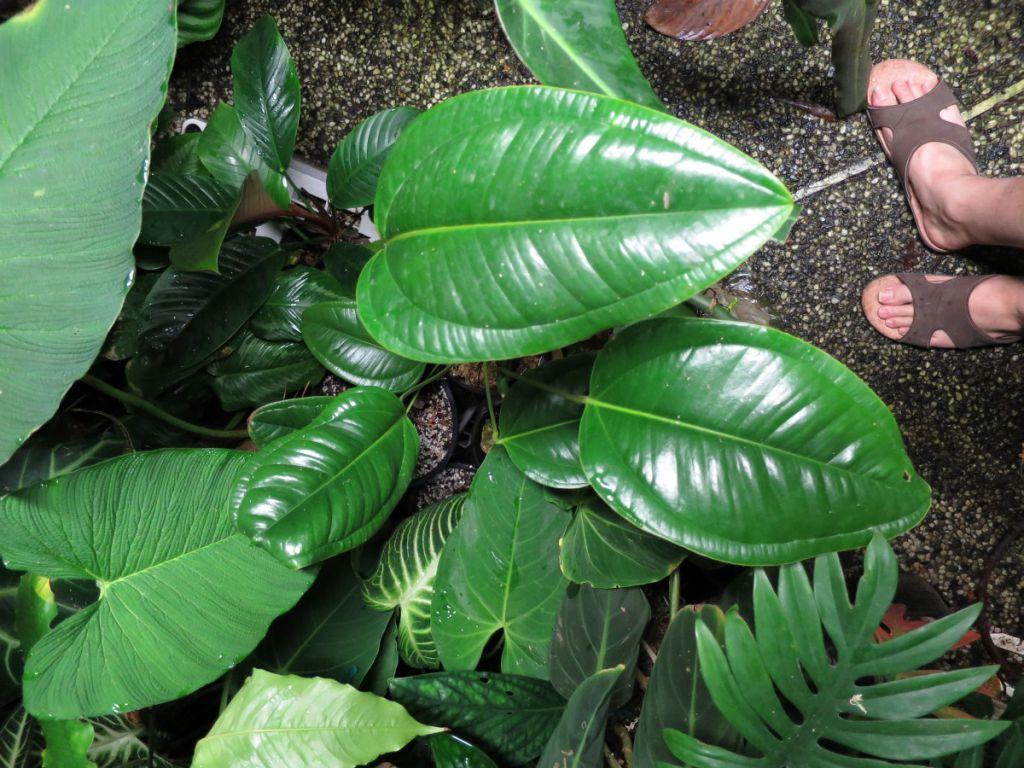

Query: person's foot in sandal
left=862, top=273, right=1024, bottom=348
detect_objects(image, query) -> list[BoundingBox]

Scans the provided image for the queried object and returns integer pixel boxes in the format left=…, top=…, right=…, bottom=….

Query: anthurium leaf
left=495, top=0, right=662, bottom=110
left=0, top=0, right=175, bottom=463
left=258, top=556, right=391, bottom=685
left=361, top=615, right=399, bottom=697
left=251, top=268, right=345, bottom=342
left=247, top=396, right=335, bottom=447
left=103, top=270, right=160, bottom=362
left=363, top=495, right=467, bottom=669
left=232, top=387, right=419, bottom=568
left=208, top=329, right=324, bottom=411
left=301, top=300, right=426, bottom=392
left=232, top=15, right=301, bottom=174
left=782, top=0, right=820, bottom=46
left=177, top=0, right=225, bottom=46
left=193, top=669, right=441, bottom=768
left=327, top=106, right=420, bottom=209
left=388, top=671, right=565, bottom=766
left=536, top=666, right=624, bottom=768
left=140, top=170, right=236, bottom=247
left=152, top=133, right=205, bottom=174
left=322, top=242, right=372, bottom=298
left=549, top=585, right=649, bottom=705
left=431, top=448, right=570, bottom=677
left=580, top=318, right=931, bottom=565
left=358, top=86, right=794, bottom=362
left=127, top=236, right=286, bottom=396
left=0, top=449, right=313, bottom=719
left=633, top=605, right=739, bottom=768
left=429, top=734, right=499, bottom=768
left=645, top=0, right=772, bottom=41
left=560, top=500, right=684, bottom=588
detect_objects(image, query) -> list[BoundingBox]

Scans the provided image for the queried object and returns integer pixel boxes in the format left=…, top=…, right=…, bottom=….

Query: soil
left=409, top=382, right=456, bottom=480
left=448, top=356, right=545, bottom=392
left=314, top=373, right=348, bottom=397
left=412, top=463, right=476, bottom=510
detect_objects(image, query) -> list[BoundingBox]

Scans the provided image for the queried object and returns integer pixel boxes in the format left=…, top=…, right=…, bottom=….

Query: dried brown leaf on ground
left=645, top=0, right=772, bottom=41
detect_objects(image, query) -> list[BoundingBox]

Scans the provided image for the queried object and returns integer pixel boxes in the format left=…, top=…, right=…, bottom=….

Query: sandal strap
left=896, top=274, right=1002, bottom=348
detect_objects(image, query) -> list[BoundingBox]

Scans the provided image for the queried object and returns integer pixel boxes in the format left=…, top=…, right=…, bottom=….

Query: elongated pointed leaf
left=0, top=450, right=312, bottom=719
left=363, top=495, right=467, bottom=668
left=432, top=448, right=570, bottom=677
left=0, top=0, right=176, bottom=462
left=495, top=0, right=662, bottom=109
left=580, top=318, right=931, bottom=565
left=232, top=387, right=418, bottom=568
left=140, top=170, right=236, bottom=247
left=497, top=354, right=593, bottom=488
left=327, top=106, right=420, bottom=209
left=389, top=671, right=565, bottom=766
left=301, top=300, right=426, bottom=392
left=536, top=666, right=623, bottom=768
left=358, top=86, right=794, bottom=362
left=430, top=734, right=499, bottom=768
left=177, top=0, right=225, bottom=46
left=208, top=329, right=324, bottom=411
left=193, top=669, right=440, bottom=768
left=323, top=242, right=372, bottom=298
left=247, top=396, right=335, bottom=447
left=251, top=268, right=345, bottom=342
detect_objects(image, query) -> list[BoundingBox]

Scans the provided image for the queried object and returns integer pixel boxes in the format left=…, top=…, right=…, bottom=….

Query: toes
left=869, top=84, right=896, bottom=107
left=908, top=79, right=928, bottom=100
left=892, top=79, right=916, bottom=104
left=878, top=283, right=913, bottom=305
left=862, top=275, right=913, bottom=343
left=877, top=304, right=913, bottom=320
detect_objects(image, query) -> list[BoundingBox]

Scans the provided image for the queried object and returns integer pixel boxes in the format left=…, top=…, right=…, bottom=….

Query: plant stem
left=482, top=362, right=499, bottom=442
left=669, top=568, right=681, bottom=618
left=496, top=364, right=587, bottom=404
left=287, top=202, right=338, bottom=235
left=81, top=375, right=248, bottom=441
left=400, top=365, right=452, bottom=404
left=684, top=292, right=734, bottom=321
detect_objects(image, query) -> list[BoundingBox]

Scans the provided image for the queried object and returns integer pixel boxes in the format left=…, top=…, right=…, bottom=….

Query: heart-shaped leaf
left=431, top=448, right=570, bottom=677
left=0, top=449, right=313, bottom=719
left=247, top=396, right=335, bottom=447
left=579, top=318, right=931, bottom=565
left=208, top=329, right=324, bottom=411
left=536, top=666, right=624, bottom=768
left=193, top=669, right=441, bottom=768
left=251, top=268, right=345, bottom=342
left=645, top=0, right=773, bottom=41
left=232, top=387, right=419, bottom=568
left=363, top=495, right=467, bottom=669
left=327, top=106, right=420, bottom=209
left=389, top=671, right=565, bottom=766
left=429, top=734, right=499, bottom=768
left=358, top=86, right=794, bottom=362
left=495, top=0, right=662, bottom=109
left=0, top=0, right=175, bottom=462
left=177, top=0, right=225, bottom=46
left=301, top=300, right=426, bottom=392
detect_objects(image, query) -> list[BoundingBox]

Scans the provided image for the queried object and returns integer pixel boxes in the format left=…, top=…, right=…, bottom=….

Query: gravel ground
left=169, top=0, right=1024, bottom=639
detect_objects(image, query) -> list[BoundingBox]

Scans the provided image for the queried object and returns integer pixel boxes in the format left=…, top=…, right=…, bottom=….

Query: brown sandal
left=867, top=81, right=978, bottom=252
left=889, top=274, right=1015, bottom=349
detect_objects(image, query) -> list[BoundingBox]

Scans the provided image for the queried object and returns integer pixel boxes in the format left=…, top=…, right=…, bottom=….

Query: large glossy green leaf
left=0, top=449, right=313, bottom=719
left=258, top=556, right=392, bottom=685
left=549, top=585, right=649, bottom=705
left=102, top=270, right=160, bottom=362
left=232, top=15, right=301, bottom=175
left=580, top=318, right=931, bottom=565
left=247, top=396, right=334, bottom=447
left=560, top=499, right=684, bottom=588
left=322, top=242, right=372, bottom=298
left=363, top=495, right=467, bottom=669
left=497, top=353, right=593, bottom=488
left=208, top=329, right=324, bottom=411
left=177, top=0, right=225, bottom=46
left=633, top=605, right=739, bottom=768
left=232, top=387, right=419, bottom=568
left=327, top=106, right=420, bottom=209
left=389, top=671, right=565, bottom=766
left=361, top=614, right=399, bottom=696
left=537, top=666, right=623, bottom=768
left=431, top=448, right=570, bottom=677
left=127, top=237, right=286, bottom=396
left=429, top=734, right=499, bottom=768
left=495, top=0, right=662, bottom=110
left=251, top=268, right=345, bottom=342
left=193, top=669, right=441, bottom=768
left=358, top=86, right=794, bottom=362
left=301, top=300, right=426, bottom=392
left=139, top=170, right=235, bottom=248
left=0, top=0, right=175, bottom=463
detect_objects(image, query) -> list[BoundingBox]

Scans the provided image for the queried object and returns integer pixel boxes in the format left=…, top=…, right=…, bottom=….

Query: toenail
left=879, top=289, right=893, bottom=301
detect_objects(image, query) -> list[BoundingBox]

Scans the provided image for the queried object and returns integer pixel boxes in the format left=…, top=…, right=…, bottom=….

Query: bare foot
left=868, top=60, right=976, bottom=252
left=861, top=274, right=1024, bottom=348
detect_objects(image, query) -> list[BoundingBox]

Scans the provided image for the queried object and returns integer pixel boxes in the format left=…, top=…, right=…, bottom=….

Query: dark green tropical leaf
left=0, top=430, right=125, bottom=495
left=633, top=605, right=739, bottom=768
left=432, top=448, right=569, bottom=677
left=140, top=170, right=235, bottom=248
left=497, top=354, right=592, bottom=489
left=389, top=671, right=565, bottom=766
left=247, top=396, right=334, bottom=447
left=208, top=329, right=324, bottom=411
left=0, top=706, right=37, bottom=768
left=301, top=300, right=425, bottom=392
left=580, top=318, right=931, bottom=565
left=559, top=500, right=684, bottom=588
left=782, top=0, right=820, bottom=46
left=664, top=535, right=1007, bottom=767
left=537, top=666, right=623, bottom=768
left=495, top=0, right=662, bottom=109
left=193, top=669, right=440, bottom=768
left=251, top=268, right=345, bottom=342
left=103, top=270, right=160, bottom=362
left=358, top=86, right=794, bottom=362
left=363, top=495, right=467, bottom=669
left=231, top=15, right=301, bottom=174
left=259, top=556, right=391, bottom=685
left=549, top=585, right=649, bottom=705
left=151, top=133, right=204, bottom=174
left=0, top=449, right=312, bottom=719
left=86, top=715, right=174, bottom=768
left=361, top=615, right=399, bottom=697
left=327, top=106, right=420, bottom=209
left=177, top=0, right=225, bottom=46
left=127, top=237, right=286, bottom=396
left=429, top=734, right=498, bottom=768
left=232, top=387, right=419, bottom=568
left=322, top=242, right=372, bottom=298
left=994, top=723, right=1024, bottom=768
left=0, top=569, right=20, bottom=706
left=0, top=0, right=175, bottom=463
